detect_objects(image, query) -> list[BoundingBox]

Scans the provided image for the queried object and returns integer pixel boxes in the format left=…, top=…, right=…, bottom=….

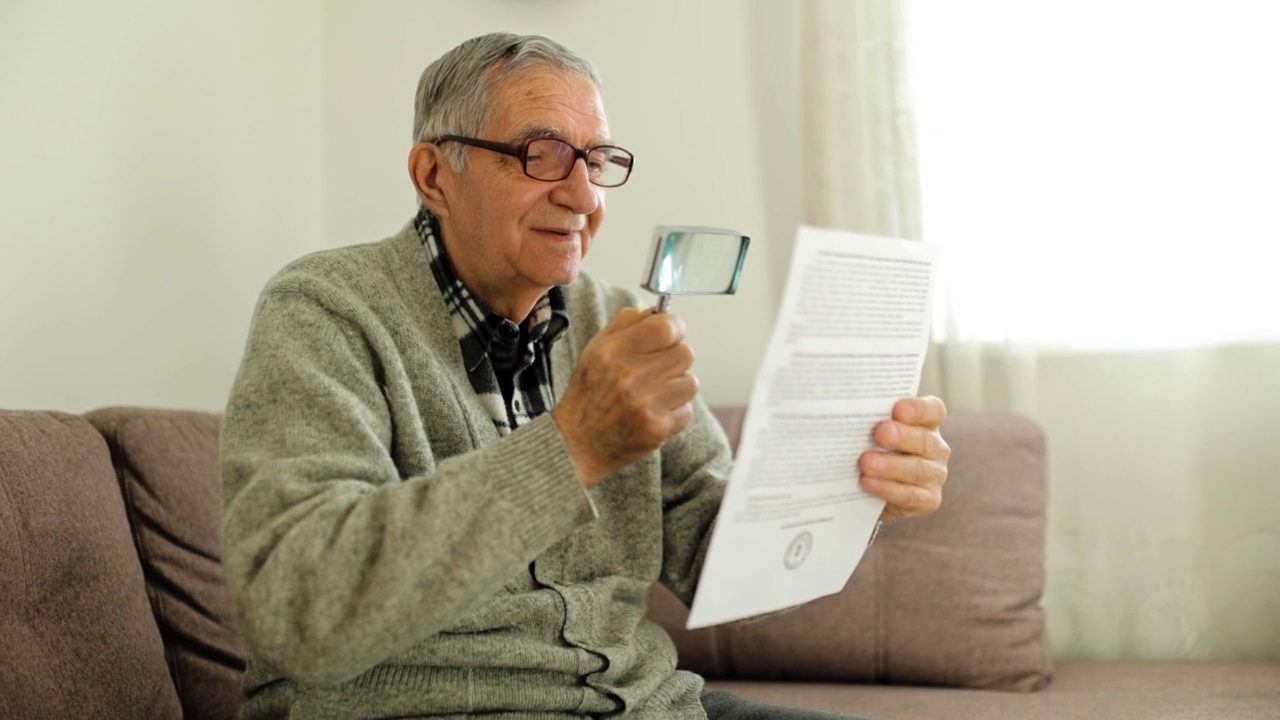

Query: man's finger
left=860, top=450, right=948, bottom=489
left=893, top=396, right=947, bottom=429
left=652, top=373, right=700, bottom=411
left=650, top=341, right=695, bottom=379
left=861, top=475, right=942, bottom=519
left=616, top=312, right=687, bottom=354
left=873, top=422, right=951, bottom=462
left=599, top=307, right=652, bottom=336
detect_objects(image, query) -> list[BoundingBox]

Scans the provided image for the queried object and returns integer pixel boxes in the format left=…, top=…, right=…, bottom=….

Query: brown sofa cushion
left=86, top=408, right=245, bottom=720
left=650, top=410, right=1052, bottom=691
left=0, top=410, right=182, bottom=719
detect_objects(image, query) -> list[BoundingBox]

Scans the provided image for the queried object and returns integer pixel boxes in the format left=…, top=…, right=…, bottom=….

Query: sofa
left=1, top=405, right=1277, bottom=719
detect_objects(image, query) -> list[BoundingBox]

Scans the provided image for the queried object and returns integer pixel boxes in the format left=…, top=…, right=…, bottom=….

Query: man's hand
left=859, top=396, right=950, bottom=521
left=552, top=307, right=698, bottom=488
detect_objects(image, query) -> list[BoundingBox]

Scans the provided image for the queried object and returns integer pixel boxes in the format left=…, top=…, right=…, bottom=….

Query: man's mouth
left=534, top=228, right=582, bottom=239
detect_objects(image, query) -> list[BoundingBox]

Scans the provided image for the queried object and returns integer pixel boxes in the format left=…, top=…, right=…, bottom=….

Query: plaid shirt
left=415, top=209, right=569, bottom=435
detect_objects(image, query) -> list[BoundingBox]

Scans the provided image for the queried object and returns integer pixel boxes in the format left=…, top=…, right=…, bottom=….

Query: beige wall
left=1, top=0, right=796, bottom=411
left=1, top=0, right=326, bottom=411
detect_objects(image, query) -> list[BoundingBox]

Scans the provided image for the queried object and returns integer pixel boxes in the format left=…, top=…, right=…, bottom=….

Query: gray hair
left=412, top=33, right=602, bottom=171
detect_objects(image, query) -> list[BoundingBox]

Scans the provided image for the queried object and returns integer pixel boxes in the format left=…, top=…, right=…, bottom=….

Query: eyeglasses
left=431, top=135, right=635, bottom=188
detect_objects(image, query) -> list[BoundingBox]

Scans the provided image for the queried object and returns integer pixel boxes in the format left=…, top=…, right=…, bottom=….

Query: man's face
left=435, top=68, right=610, bottom=319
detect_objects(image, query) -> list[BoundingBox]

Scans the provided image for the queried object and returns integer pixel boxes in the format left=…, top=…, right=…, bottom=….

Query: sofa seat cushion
left=86, top=407, right=245, bottom=720
left=706, top=660, right=1280, bottom=719
left=0, top=410, right=182, bottom=719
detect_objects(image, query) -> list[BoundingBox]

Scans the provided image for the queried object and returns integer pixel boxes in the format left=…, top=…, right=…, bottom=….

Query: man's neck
left=497, top=294, right=544, bottom=326
left=465, top=280, right=543, bottom=326
left=432, top=219, right=544, bottom=324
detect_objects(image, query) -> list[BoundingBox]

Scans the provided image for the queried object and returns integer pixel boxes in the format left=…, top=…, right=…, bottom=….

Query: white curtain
left=799, top=0, right=1280, bottom=659
left=800, top=0, right=920, bottom=241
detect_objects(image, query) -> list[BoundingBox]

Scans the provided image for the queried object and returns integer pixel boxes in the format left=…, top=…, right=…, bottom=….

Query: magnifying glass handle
left=654, top=295, right=671, bottom=313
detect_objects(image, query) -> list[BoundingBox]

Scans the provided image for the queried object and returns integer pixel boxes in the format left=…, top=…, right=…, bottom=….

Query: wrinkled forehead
left=484, top=67, right=612, bottom=146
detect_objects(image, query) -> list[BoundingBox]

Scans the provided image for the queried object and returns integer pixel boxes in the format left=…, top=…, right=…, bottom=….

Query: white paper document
left=685, top=226, right=940, bottom=629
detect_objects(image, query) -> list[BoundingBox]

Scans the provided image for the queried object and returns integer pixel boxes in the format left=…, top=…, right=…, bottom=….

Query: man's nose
left=550, top=157, right=601, bottom=214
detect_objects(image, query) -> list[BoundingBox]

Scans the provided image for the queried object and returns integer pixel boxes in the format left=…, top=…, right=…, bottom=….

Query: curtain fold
left=800, top=0, right=921, bottom=241
left=798, top=0, right=961, bottom=406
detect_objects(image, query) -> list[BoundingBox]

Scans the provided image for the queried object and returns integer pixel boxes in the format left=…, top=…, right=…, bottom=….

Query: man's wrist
left=550, top=409, right=607, bottom=488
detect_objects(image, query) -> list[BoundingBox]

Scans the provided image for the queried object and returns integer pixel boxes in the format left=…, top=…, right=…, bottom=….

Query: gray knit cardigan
left=221, top=221, right=732, bottom=718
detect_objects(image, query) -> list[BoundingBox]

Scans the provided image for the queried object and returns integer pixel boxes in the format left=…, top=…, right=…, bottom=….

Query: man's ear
left=408, top=142, right=453, bottom=218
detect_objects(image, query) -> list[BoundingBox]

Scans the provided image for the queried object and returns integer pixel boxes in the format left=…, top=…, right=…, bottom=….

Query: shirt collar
left=414, top=209, right=569, bottom=372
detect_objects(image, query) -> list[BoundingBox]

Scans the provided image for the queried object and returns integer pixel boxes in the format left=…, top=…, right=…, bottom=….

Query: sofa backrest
left=85, top=408, right=246, bottom=720
left=1, top=404, right=1053, bottom=718
left=0, top=411, right=183, bottom=719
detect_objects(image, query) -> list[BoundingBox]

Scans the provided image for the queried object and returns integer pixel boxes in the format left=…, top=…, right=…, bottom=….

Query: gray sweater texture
left=220, top=221, right=732, bottom=718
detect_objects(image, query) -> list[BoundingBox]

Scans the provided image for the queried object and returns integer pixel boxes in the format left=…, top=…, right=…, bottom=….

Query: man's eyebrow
left=511, top=126, right=614, bottom=147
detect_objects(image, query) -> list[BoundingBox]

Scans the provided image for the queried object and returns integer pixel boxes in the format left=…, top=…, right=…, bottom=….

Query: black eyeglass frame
left=431, top=134, right=635, bottom=187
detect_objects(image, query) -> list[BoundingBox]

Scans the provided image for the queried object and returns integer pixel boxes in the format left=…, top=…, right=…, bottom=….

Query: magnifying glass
left=640, top=226, right=751, bottom=312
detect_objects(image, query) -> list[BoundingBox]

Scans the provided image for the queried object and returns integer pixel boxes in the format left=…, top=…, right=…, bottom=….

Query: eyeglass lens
left=525, top=139, right=632, bottom=187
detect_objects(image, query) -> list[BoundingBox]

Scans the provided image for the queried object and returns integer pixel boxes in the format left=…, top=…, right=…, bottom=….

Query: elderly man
left=221, top=32, right=949, bottom=719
